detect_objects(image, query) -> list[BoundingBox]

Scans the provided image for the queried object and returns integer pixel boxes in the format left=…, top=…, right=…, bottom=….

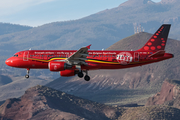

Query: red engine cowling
left=48, top=61, right=72, bottom=71
left=60, top=70, right=75, bottom=77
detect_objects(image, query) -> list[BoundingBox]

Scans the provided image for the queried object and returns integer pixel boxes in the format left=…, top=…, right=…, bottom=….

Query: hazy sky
left=0, top=0, right=161, bottom=27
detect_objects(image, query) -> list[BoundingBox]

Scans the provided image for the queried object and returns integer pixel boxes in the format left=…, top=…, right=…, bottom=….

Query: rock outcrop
left=146, top=79, right=180, bottom=108
left=118, top=105, right=180, bottom=120
left=0, top=85, right=180, bottom=120
left=0, top=85, right=123, bottom=120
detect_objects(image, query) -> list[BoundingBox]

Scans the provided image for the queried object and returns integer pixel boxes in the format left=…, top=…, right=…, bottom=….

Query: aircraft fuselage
left=6, top=50, right=173, bottom=70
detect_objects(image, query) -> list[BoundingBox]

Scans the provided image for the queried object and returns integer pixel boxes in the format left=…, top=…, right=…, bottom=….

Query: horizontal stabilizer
left=148, top=50, right=165, bottom=58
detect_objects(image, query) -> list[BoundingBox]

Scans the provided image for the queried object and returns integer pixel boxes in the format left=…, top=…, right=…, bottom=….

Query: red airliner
left=5, top=24, right=173, bottom=81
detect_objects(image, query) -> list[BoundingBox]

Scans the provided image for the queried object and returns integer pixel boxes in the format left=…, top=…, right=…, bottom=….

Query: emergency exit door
left=134, top=52, right=139, bottom=62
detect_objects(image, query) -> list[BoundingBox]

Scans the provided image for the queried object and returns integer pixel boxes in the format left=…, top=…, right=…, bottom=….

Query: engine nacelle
left=48, top=61, right=72, bottom=72
left=60, top=70, right=75, bottom=77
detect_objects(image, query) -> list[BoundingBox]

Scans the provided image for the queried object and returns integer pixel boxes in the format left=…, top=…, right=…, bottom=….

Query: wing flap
left=66, top=45, right=91, bottom=65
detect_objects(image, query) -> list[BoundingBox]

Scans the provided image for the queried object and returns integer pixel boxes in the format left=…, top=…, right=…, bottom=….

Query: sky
left=0, top=0, right=161, bottom=27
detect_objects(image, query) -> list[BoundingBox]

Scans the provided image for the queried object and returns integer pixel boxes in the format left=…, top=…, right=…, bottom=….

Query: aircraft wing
left=65, top=45, right=91, bottom=65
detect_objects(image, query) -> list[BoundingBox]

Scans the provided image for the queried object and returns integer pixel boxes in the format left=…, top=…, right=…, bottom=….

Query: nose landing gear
left=25, top=68, right=30, bottom=79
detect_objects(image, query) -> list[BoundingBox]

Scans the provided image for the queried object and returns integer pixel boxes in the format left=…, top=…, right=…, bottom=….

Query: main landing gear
left=25, top=68, right=30, bottom=79
left=77, top=70, right=90, bottom=81
left=78, top=71, right=84, bottom=78
left=84, top=75, right=90, bottom=81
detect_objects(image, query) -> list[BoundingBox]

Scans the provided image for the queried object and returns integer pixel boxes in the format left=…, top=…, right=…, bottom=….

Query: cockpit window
left=13, top=54, right=18, bottom=57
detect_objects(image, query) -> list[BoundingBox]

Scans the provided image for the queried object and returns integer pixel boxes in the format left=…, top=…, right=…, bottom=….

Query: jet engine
left=48, top=61, right=72, bottom=71
left=60, top=70, right=76, bottom=77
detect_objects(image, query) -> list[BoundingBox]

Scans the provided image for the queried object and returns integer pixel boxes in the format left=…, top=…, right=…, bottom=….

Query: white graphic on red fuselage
left=116, top=52, right=133, bottom=65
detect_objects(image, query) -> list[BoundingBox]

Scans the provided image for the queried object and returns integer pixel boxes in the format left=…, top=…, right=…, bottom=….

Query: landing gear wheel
left=78, top=72, right=84, bottom=78
left=25, top=74, right=29, bottom=79
left=84, top=75, right=90, bottom=81
left=25, top=68, right=30, bottom=79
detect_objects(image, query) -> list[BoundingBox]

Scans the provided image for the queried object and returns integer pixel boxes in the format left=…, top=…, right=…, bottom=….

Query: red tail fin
left=138, top=24, right=171, bottom=51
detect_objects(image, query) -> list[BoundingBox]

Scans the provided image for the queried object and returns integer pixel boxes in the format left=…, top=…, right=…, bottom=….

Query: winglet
left=86, top=44, right=91, bottom=49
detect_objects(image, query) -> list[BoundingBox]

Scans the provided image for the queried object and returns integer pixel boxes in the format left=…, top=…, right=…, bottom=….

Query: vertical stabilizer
left=138, top=24, right=171, bottom=51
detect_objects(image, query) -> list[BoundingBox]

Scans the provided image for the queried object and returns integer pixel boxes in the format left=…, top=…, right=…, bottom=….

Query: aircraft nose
left=5, top=58, right=13, bottom=66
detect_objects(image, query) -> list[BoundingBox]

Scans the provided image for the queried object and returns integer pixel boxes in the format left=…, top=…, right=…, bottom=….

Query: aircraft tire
left=25, top=75, right=29, bottom=79
left=84, top=75, right=90, bottom=81
left=78, top=72, right=84, bottom=78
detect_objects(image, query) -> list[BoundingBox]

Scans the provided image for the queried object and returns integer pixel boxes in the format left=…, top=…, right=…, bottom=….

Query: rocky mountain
left=118, top=105, right=180, bottom=120
left=105, top=32, right=180, bottom=90
left=0, top=31, right=178, bottom=105
left=120, top=0, right=155, bottom=7
left=1, top=0, right=180, bottom=69
left=161, top=0, right=178, bottom=4
left=0, top=22, right=32, bottom=36
left=146, top=79, right=180, bottom=109
left=1, top=0, right=180, bottom=105
left=0, top=85, right=123, bottom=120
left=47, top=32, right=180, bottom=105
left=0, top=75, right=53, bottom=102
left=1, top=85, right=180, bottom=120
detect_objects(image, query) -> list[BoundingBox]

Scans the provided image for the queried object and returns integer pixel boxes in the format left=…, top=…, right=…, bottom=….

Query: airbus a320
left=5, top=24, right=174, bottom=81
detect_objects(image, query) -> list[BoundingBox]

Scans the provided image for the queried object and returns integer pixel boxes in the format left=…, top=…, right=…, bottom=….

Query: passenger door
left=23, top=51, right=29, bottom=61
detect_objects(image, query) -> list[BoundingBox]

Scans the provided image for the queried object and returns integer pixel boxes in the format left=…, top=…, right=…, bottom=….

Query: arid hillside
left=0, top=85, right=123, bottom=120
left=146, top=79, right=180, bottom=109
left=47, top=32, right=180, bottom=105
left=118, top=105, right=180, bottom=120
left=0, top=75, right=52, bottom=102
left=1, top=85, right=180, bottom=120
